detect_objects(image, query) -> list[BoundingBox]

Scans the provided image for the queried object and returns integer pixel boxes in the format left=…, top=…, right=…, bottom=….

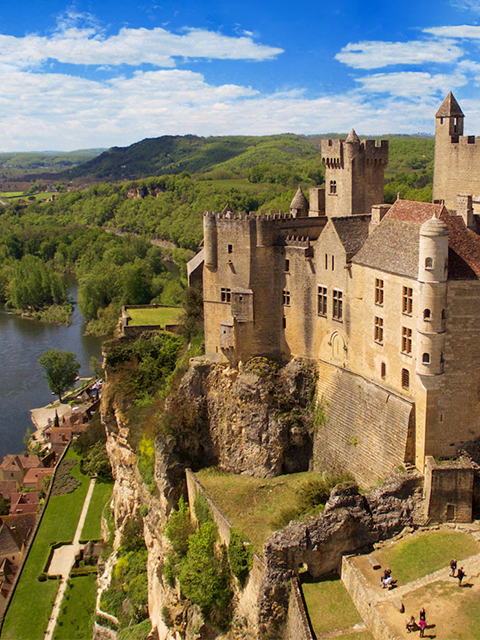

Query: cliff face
left=100, top=355, right=318, bottom=639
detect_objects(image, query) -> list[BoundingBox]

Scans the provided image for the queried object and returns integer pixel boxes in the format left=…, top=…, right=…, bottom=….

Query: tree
left=39, top=349, right=80, bottom=401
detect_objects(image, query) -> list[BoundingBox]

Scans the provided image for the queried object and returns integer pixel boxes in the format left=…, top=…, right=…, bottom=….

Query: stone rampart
left=341, top=555, right=400, bottom=640
left=286, top=578, right=315, bottom=640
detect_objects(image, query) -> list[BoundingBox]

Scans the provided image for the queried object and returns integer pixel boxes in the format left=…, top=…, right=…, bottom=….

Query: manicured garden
left=51, top=574, right=97, bottom=640
left=126, top=306, right=183, bottom=327
left=301, top=574, right=373, bottom=639
left=80, top=479, right=113, bottom=541
left=1, top=449, right=91, bottom=640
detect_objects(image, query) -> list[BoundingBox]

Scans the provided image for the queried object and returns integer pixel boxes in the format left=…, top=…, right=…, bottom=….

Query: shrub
left=228, top=528, right=253, bottom=587
left=193, top=493, right=212, bottom=527
left=37, top=573, right=47, bottom=582
left=165, top=496, right=194, bottom=557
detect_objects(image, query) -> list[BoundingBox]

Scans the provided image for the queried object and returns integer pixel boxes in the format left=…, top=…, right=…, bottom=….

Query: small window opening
left=285, top=259, right=290, bottom=272
left=227, top=244, right=233, bottom=254
left=425, top=257, right=433, bottom=269
left=329, top=180, right=337, bottom=195
left=402, top=368, right=410, bottom=389
left=422, top=352, right=430, bottom=364
left=424, top=309, right=431, bottom=321
left=325, top=254, right=328, bottom=270
left=439, top=413, right=444, bottom=423
left=441, top=309, right=446, bottom=321
left=283, top=317, right=286, bottom=329
left=381, top=362, right=386, bottom=379
left=283, top=290, right=290, bottom=306
left=332, top=255, right=335, bottom=271
left=318, top=286, right=327, bottom=317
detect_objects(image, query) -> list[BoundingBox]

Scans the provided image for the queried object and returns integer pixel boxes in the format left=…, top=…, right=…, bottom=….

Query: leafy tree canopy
left=38, top=349, right=80, bottom=401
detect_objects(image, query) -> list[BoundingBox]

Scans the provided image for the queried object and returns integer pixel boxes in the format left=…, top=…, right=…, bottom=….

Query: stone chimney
left=456, top=194, right=475, bottom=229
left=370, top=204, right=391, bottom=226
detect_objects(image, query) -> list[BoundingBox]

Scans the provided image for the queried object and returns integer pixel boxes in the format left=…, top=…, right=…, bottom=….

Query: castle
left=188, top=93, right=480, bottom=513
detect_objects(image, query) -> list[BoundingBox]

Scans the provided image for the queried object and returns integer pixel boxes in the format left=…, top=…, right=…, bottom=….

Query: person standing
left=418, top=608, right=427, bottom=637
left=457, top=566, right=466, bottom=586
left=450, top=558, right=457, bottom=577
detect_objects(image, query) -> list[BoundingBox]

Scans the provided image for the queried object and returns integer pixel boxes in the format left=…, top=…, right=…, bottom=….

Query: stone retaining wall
left=286, top=578, right=315, bottom=640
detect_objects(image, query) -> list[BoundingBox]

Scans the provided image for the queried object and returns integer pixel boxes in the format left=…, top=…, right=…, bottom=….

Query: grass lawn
left=376, top=530, right=480, bottom=584
left=80, top=479, right=113, bottom=541
left=301, top=574, right=371, bottom=638
left=127, top=306, right=183, bottom=327
left=1, top=449, right=91, bottom=640
left=118, top=619, right=152, bottom=640
left=195, top=469, right=320, bottom=552
left=52, top=574, right=97, bottom=640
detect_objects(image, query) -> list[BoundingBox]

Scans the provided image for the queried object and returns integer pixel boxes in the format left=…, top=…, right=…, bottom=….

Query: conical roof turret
left=435, top=92, right=464, bottom=118
left=290, top=185, right=309, bottom=211
left=345, top=128, right=361, bottom=144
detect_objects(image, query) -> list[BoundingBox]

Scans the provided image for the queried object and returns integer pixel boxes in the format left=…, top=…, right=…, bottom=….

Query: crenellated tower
left=321, top=129, right=388, bottom=217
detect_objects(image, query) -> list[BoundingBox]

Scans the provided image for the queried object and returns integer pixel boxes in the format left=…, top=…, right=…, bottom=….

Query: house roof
left=330, top=215, right=371, bottom=256
left=0, top=523, right=22, bottom=556
left=290, top=186, right=309, bottom=210
left=0, top=514, right=36, bottom=546
left=23, top=468, right=53, bottom=485
left=353, top=199, right=480, bottom=279
left=10, top=493, right=39, bottom=506
left=0, top=482, right=18, bottom=501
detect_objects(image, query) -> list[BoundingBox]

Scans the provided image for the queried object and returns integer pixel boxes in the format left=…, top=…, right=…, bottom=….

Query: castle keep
left=189, top=93, right=480, bottom=500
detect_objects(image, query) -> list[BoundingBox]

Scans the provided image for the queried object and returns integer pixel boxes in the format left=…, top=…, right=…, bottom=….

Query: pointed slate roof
left=345, top=128, right=360, bottom=144
left=436, top=92, right=464, bottom=118
left=290, top=186, right=308, bottom=210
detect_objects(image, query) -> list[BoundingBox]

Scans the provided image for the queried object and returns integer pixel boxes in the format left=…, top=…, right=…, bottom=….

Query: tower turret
left=433, top=92, right=465, bottom=206
left=290, top=185, right=309, bottom=217
left=416, top=216, right=448, bottom=377
left=203, top=211, right=218, bottom=271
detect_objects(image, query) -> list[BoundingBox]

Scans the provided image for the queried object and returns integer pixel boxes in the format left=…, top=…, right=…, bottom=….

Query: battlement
left=203, top=210, right=296, bottom=223
left=321, top=137, right=388, bottom=168
left=284, top=235, right=311, bottom=248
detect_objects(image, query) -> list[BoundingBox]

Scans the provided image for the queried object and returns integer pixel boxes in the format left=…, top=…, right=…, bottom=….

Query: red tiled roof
left=384, top=199, right=445, bottom=224
left=22, top=469, right=53, bottom=485
left=0, top=482, right=18, bottom=501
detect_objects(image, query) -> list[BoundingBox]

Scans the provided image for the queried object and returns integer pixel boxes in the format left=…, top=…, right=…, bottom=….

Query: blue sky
left=2, top=0, right=480, bottom=150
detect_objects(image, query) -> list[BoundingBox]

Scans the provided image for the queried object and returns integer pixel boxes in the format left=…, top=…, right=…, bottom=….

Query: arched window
left=424, top=309, right=431, bottom=321
left=329, top=180, right=337, bottom=195
left=425, top=257, right=433, bottom=269
left=422, top=353, right=430, bottom=364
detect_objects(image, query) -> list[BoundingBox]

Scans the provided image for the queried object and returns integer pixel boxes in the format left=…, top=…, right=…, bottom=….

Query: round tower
left=416, top=216, right=448, bottom=377
left=203, top=211, right=218, bottom=271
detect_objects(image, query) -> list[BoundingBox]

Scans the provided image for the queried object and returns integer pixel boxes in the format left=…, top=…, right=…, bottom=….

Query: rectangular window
left=374, top=317, right=384, bottom=344
left=402, top=286, right=413, bottom=315
left=285, top=259, right=290, bottom=272
left=402, top=368, right=410, bottom=389
left=332, top=255, right=335, bottom=271
left=227, top=244, right=233, bottom=254
left=375, top=278, right=384, bottom=306
left=402, top=326, right=412, bottom=354
left=283, top=290, right=291, bottom=306
left=325, top=254, right=328, bottom=270
left=220, top=288, right=231, bottom=303
left=318, top=286, right=327, bottom=316
left=333, top=290, right=343, bottom=321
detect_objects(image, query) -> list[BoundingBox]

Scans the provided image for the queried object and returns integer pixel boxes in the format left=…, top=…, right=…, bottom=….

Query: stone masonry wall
left=286, top=578, right=315, bottom=640
left=424, top=456, right=474, bottom=523
left=314, top=360, right=414, bottom=487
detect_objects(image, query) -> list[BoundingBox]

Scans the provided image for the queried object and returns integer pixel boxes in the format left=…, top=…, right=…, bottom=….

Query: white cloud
left=424, top=25, right=480, bottom=38
left=336, top=39, right=463, bottom=69
left=0, top=24, right=283, bottom=71
left=450, top=0, right=480, bottom=14
left=355, top=71, right=467, bottom=97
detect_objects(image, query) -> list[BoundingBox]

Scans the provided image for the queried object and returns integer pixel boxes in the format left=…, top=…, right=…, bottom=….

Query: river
left=0, top=279, right=103, bottom=460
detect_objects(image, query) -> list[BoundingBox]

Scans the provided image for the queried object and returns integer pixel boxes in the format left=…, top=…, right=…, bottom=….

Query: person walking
left=450, top=558, right=457, bottom=577
left=457, top=566, right=466, bottom=586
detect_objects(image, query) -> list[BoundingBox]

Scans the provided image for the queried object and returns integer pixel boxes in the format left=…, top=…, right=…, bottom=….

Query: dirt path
left=43, top=477, right=96, bottom=640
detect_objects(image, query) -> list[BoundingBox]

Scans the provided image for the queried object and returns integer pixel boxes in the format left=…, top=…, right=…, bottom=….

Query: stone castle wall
left=313, top=360, right=414, bottom=486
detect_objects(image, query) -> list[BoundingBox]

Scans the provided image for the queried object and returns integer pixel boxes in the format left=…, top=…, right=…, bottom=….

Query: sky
left=2, top=0, right=480, bottom=150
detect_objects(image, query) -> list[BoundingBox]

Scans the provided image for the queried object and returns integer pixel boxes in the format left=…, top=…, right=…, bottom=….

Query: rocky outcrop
left=258, top=473, right=423, bottom=638
left=175, top=357, right=315, bottom=477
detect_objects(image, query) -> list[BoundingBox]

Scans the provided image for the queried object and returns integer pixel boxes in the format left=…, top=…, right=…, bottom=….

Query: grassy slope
left=51, top=574, right=97, bottom=640
left=80, top=479, right=113, bottom=541
left=195, top=469, right=320, bottom=552
left=2, top=450, right=90, bottom=640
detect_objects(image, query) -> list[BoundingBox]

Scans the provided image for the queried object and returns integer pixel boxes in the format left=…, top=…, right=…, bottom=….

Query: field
left=80, top=479, right=113, bottom=541
left=126, top=306, right=183, bottom=327
left=1, top=449, right=90, bottom=640
left=195, top=468, right=321, bottom=552
left=51, top=574, right=97, bottom=640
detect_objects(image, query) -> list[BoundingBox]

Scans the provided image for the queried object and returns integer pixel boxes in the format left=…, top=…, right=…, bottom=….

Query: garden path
left=43, top=476, right=96, bottom=640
